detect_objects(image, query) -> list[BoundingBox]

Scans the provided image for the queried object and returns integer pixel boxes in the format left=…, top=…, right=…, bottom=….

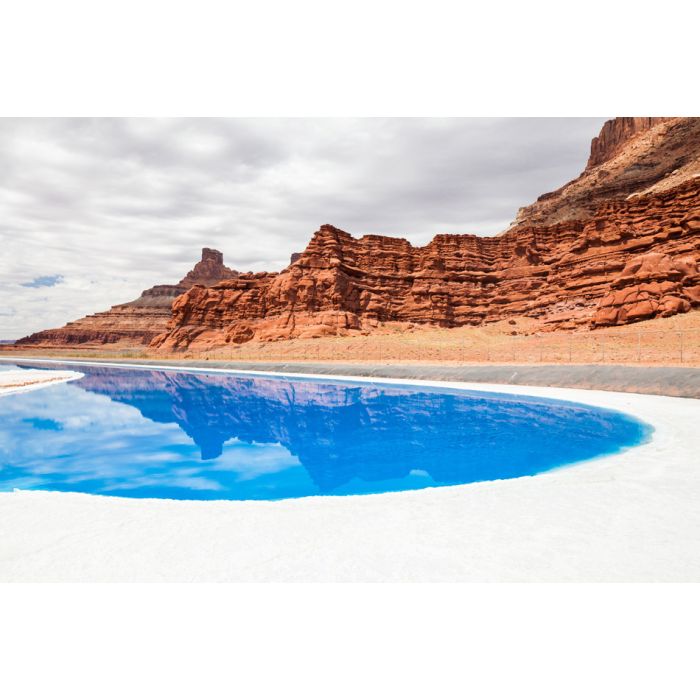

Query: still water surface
left=0, top=363, right=650, bottom=500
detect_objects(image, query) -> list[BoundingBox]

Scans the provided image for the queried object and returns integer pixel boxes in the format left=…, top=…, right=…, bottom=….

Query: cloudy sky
left=0, top=117, right=606, bottom=339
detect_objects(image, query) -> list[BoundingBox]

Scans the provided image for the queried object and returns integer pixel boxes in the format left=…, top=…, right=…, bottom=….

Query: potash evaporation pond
left=0, top=362, right=651, bottom=500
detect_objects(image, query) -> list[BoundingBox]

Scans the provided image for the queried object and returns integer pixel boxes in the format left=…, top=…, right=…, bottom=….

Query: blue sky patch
left=20, top=274, right=64, bottom=288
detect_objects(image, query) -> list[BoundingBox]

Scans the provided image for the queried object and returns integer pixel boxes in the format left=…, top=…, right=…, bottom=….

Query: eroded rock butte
left=18, top=248, right=237, bottom=347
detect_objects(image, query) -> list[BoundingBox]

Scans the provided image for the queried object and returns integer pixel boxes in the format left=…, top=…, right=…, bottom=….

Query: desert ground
left=4, top=310, right=700, bottom=366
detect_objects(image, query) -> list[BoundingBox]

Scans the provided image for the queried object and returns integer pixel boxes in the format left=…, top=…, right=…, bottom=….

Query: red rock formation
left=152, top=177, right=700, bottom=350
left=512, top=117, right=700, bottom=227
left=180, top=248, right=236, bottom=287
left=19, top=117, right=700, bottom=352
left=17, top=249, right=237, bottom=348
left=593, top=253, right=700, bottom=327
left=587, top=117, right=672, bottom=168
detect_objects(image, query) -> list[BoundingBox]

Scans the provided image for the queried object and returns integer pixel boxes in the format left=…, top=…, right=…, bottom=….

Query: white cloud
left=0, top=117, right=606, bottom=338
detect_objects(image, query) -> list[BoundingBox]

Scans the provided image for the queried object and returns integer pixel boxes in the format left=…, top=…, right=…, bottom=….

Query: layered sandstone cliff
left=152, top=175, right=700, bottom=350
left=587, top=117, right=673, bottom=168
left=512, top=117, right=700, bottom=227
left=18, top=248, right=237, bottom=347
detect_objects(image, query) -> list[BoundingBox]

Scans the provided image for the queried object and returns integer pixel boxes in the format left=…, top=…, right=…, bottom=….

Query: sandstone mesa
left=18, top=248, right=237, bottom=347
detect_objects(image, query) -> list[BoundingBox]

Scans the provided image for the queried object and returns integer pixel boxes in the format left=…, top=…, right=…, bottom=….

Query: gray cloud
left=0, top=117, right=606, bottom=338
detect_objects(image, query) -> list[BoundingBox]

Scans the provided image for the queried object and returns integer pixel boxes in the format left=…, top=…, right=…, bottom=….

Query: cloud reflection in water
left=0, top=365, right=649, bottom=500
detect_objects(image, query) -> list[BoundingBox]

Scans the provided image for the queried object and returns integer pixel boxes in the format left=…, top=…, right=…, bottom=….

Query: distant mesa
left=17, top=248, right=237, bottom=348
left=180, top=248, right=236, bottom=288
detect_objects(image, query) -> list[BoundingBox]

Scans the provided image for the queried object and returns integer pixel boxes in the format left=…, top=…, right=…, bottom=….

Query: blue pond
left=0, top=362, right=650, bottom=500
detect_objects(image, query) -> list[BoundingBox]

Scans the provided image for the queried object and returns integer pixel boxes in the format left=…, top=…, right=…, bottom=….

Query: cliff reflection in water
left=62, top=366, right=644, bottom=494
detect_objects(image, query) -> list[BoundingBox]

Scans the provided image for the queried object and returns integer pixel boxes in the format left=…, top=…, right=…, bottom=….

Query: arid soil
left=174, top=310, right=700, bottom=366
left=5, top=309, right=700, bottom=367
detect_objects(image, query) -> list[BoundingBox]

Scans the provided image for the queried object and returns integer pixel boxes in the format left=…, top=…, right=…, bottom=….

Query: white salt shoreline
left=0, top=368, right=83, bottom=396
left=0, top=360, right=699, bottom=582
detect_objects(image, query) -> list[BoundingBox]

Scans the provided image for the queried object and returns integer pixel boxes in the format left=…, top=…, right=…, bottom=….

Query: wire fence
left=199, top=328, right=700, bottom=366
left=2, top=328, right=699, bottom=366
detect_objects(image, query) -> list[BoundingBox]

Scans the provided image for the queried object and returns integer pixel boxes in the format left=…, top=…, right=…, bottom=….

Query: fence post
left=637, top=330, right=641, bottom=363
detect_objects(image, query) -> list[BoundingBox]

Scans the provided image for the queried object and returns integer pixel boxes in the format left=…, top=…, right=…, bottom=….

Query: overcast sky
left=0, top=117, right=606, bottom=338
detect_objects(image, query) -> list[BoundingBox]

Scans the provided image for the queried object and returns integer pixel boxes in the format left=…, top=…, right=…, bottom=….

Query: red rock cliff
left=587, top=117, right=672, bottom=168
left=512, top=117, right=700, bottom=227
left=152, top=176, right=700, bottom=351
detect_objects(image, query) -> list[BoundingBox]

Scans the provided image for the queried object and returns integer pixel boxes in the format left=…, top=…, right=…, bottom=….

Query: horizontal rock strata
left=512, top=117, right=700, bottom=227
left=587, top=117, right=673, bottom=168
left=17, top=248, right=237, bottom=348
left=152, top=178, right=700, bottom=350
